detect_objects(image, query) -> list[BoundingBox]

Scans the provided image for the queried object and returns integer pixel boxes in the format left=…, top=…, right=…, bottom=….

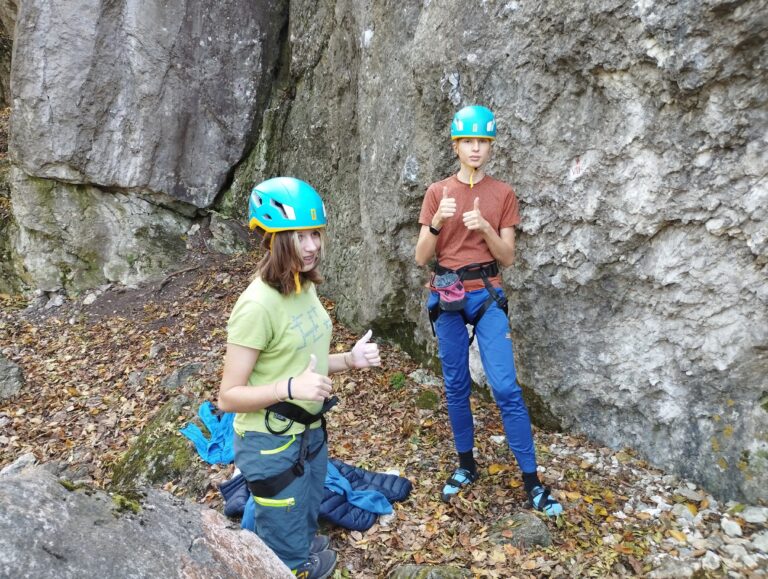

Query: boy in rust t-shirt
left=415, top=105, right=563, bottom=516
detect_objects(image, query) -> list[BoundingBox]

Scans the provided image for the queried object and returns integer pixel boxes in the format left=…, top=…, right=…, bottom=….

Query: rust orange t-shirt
left=419, top=174, right=520, bottom=291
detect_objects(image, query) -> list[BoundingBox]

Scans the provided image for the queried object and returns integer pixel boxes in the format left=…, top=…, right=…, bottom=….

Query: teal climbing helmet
left=450, top=105, right=496, bottom=140
left=248, top=177, right=327, bottom=233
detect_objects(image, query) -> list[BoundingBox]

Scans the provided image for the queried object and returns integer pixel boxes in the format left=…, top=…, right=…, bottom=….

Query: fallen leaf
left=488, top=463, right=508, bottom=475
left=668, top=530, right=687, bottom=543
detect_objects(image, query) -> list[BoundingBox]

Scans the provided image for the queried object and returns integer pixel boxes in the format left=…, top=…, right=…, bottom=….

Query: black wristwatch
left=428, top=225, right=441, bottom=236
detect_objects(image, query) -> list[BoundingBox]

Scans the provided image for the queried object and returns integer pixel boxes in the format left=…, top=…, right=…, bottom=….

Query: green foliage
left=760, top=393, right=768, bottom=413
left=415, top=389, right=439, bottom=410
left=58, top=479, right=88, bottom=492
left=389, top=371, right=406, bottom=390
left=112, top=493, right=141, bottom=514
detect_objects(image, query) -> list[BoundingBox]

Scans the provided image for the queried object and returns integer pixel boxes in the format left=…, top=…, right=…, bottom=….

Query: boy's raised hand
left=349, top=329, right=381, bottom=368
left=432, top=186, right=457, bottom=229
left=462, top=196, right=489, bottom=232
left=293, top=354, right=333, bottom=401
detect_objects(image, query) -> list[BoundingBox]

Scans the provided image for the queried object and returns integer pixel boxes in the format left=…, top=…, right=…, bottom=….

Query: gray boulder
left=489, top=512, right=552, bottom=549
left=0, top=353, right=23, bottom=401
left=0, top=465, right=292, bottom=578
left=110, top=395, right=208, bottom=497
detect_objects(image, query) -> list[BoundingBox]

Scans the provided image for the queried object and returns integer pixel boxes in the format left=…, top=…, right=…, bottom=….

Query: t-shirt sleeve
left=500, top=186, right=521, bottom=229
left=418, top=184, right=439, bottom=226
left=226, top=297, right=272, bottom=351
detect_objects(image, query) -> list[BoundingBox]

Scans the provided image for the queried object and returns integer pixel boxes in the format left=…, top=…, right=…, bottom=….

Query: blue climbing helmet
left=450, top=105, right=496, bottom=140
left=248, top=177, right=327, bottom=233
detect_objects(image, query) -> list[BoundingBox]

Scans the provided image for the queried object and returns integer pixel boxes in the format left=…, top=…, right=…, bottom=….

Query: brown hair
left=256, top=229, right=326, bottom=295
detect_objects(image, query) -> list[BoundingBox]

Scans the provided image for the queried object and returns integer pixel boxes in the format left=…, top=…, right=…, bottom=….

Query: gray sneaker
left=293, top=549, right=337, bottom=579
left=310, top=534, right=330, bottom=554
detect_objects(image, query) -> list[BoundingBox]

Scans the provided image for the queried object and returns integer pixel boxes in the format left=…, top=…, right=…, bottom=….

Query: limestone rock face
left=9, top=167, right=191, bottom=291
left=254, top=0, right=767, bottom=502
left=9, top=0, right=287, bottom=207
left=0, top=465, right=292, bottom=578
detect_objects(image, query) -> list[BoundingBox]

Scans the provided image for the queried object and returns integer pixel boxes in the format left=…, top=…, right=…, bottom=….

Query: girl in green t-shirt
left=218, top=177, right=381, bottom=579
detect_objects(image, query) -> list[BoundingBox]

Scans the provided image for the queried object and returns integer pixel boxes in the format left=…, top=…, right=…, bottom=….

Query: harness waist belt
left=266, top=396, right=339, bottom=425
left=435, top=261, right=499, bottom=281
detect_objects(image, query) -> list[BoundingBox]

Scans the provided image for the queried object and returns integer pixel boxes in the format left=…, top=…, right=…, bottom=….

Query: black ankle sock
left=458, top=450, right=476, bottom=475
left=522, top=471, right=541, bottom=493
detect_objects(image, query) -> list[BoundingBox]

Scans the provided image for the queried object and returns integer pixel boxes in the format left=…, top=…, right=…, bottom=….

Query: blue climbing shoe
left=441, top=467, right=478, bottom=502
left=528, top=485, right=563, bottom=517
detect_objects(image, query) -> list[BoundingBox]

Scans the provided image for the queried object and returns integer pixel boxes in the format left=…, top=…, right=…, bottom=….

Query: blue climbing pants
left=233, top=427, right=327, bottom=570
left=428, top=287, right=538, bottom=473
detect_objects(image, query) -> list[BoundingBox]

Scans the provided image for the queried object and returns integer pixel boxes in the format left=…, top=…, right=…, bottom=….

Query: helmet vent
left=270, top=198, right=290, bottom=219
left=270, top=198, right=297, bottom=221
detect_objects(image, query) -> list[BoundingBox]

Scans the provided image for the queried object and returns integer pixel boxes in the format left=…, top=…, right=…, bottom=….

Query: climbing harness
left=428, top=261, right=508, bottom=346
left=246, top=396, right=339, bottom=498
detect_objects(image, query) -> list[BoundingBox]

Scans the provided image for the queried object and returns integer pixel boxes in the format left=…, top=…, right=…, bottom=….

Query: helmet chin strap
left=269, top=234, right=275, bottom=252
left=293, top=271, right=302, bottom=294
left=470, top=168, right=475, bottom=189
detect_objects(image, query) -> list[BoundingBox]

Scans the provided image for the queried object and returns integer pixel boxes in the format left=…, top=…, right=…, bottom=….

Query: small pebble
left=721, top=518, right=743, bottom=537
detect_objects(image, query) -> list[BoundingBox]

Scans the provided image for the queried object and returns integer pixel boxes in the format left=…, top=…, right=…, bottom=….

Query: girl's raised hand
left=292, top=354, right=333, bottom=401
left=349, top=329, right=381, bottom=368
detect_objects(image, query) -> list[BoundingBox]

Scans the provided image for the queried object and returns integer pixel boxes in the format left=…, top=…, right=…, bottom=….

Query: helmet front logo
left=310, top=208, right=317, bottom=220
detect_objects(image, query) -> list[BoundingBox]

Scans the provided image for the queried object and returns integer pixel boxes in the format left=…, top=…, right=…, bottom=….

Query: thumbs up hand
left=348, top=329, right=381, bottom=369
left=462, top=196, right=488, bottom=232
left=432, top=186, right=457, bottom=230
left=293, top=354, right=333, bottom=401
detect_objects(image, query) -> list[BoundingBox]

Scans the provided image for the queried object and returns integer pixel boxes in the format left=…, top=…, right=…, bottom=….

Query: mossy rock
left=110, top=394, right=208, bottom=497
left=415, top=389, right=440, bottom=411
left=111, top=493, right=142, bottom=514
left=489, top=512, right=552, bottom=549
left=388, top=565, right=470, bottom=579
left=519, top=380, right=562, bottom=432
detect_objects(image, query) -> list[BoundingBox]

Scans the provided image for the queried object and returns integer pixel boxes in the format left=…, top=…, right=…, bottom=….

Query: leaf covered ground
left=0, top=249, right=765, bottom=578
